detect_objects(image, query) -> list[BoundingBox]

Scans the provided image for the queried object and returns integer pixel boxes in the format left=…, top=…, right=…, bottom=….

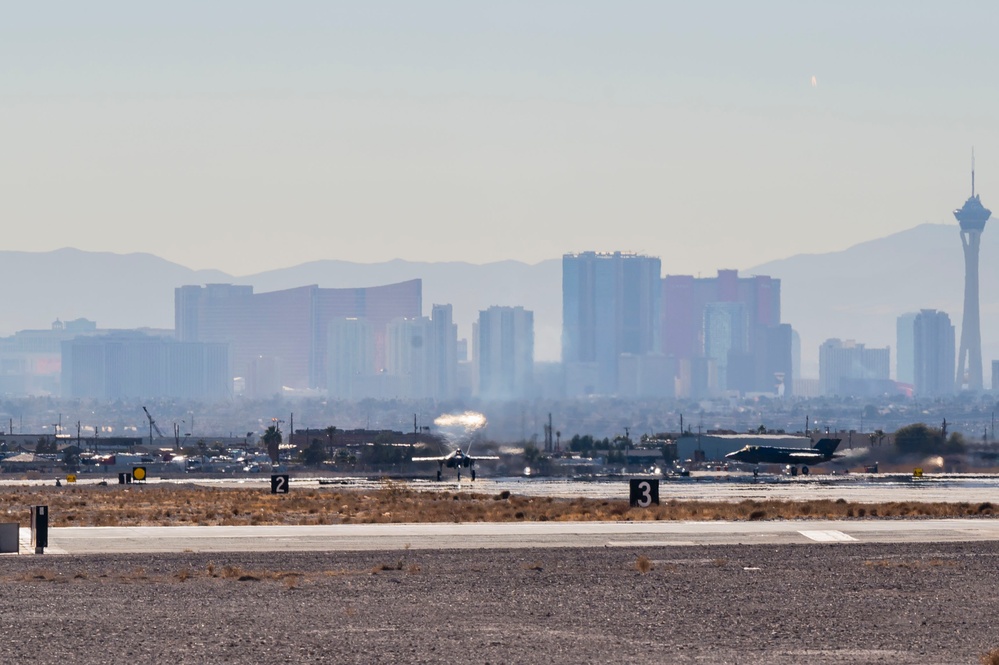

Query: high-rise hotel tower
left=954, top=161, right=991, bottom=391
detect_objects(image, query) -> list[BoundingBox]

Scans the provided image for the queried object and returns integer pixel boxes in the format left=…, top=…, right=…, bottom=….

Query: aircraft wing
left=468, top=455, right=500, bottom=461
left=787, top=452, right=823, bottom=459
left=411, top=455, right=450, bottom=462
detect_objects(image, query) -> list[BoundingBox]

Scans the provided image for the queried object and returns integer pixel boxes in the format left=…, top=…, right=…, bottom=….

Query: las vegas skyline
left=2, top=2, right=999, bottom=275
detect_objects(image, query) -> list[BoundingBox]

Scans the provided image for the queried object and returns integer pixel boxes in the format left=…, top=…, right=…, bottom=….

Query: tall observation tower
left=954, top=158, right=991, bottom=391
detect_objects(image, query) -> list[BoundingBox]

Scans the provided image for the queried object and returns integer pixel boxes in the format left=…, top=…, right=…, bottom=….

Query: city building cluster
left=0, top=170, right=990, bottom=403
left=0, top=255, right=795, bottom=401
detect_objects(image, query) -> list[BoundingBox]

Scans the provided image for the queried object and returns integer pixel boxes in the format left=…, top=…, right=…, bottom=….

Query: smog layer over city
left=6, top=3, right=999, bottom=664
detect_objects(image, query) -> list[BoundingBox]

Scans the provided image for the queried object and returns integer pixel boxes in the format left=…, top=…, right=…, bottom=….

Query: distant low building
left=0, top=453, right=54, bottom=472
left=819, top=338, right=890, bottom=397
left=62, top=332, right=230, bottom=400
left=0, top=318, right=172, bottom=397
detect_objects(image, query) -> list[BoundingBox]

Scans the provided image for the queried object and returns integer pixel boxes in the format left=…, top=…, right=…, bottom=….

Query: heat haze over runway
left=8, top=471, right=999, bottom=503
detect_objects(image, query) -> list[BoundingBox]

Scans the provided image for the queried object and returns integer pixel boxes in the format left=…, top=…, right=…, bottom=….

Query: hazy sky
left=3, top=1, right=999, bottom=275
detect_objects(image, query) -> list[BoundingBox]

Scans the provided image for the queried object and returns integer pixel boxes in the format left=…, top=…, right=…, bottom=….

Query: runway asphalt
left=15, top=516, right=999, bottom=555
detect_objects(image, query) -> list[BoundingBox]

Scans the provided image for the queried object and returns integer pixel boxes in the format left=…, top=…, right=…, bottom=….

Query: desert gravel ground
left=2, top=542, right=999, bottom=664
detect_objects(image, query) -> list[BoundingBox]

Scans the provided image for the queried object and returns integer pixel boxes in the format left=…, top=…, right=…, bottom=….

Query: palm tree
left=262, top=425, right=282, bottom=465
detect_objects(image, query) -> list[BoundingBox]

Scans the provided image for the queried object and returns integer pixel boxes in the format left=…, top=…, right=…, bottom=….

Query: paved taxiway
left=20, top=517, right=999, bottom=555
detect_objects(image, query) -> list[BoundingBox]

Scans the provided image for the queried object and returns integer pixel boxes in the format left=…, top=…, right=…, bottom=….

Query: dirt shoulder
left=2, top=542, right=998, bottom=664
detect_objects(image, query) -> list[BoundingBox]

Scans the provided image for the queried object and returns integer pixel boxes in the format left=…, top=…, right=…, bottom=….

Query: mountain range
left=2, top=223, right=992, bottom=378
left=748, top=223, right=994, bottom=378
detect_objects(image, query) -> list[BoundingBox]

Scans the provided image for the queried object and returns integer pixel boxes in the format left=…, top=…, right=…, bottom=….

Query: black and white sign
left=118, top=472, right=132, bottom=484
left=31, top=505, right=48, bottom=550
left=271, top=474, right=290, bottom=494
left=629, top=478, right=660, bottom=507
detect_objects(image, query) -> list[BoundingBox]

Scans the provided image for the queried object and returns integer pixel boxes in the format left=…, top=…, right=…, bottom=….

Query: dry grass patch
left=981, top=648, right=999, bottom=665
left=634, top=555, right=653, bottom=574
left=2, top=485, right=995, bottom=526
left=19, top=569, right=59, bottom=582
left=370, top=559, right=405, bottom=574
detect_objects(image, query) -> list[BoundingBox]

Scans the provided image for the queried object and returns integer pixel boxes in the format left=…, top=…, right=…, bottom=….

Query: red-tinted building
left=176, top=280, right=421, bottom=392
left=662, top=270, right=788, bottom=395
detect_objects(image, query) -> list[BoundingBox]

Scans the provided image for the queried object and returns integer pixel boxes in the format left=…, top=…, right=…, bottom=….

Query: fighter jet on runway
left=725, top=438, right=842, bottom=475
left=412, top=446, right=499, bottom=482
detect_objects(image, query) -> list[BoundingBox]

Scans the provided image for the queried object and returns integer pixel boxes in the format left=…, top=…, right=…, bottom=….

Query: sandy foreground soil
left=2, top=542, right=999, bottom=664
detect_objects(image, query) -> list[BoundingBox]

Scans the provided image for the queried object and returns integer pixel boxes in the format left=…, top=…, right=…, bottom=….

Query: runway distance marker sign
left=629, top=479, right=659, bottom=507
left=271, top=474, right=290, bottom=494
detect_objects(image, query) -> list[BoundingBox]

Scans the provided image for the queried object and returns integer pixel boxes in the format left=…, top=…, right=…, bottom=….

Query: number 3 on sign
left=271, top=474, right=290, bottom=494
left=629, top=478, right=660, bottom=507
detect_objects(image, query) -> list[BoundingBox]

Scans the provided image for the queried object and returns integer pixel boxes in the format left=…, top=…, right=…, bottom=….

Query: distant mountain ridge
left=748, top=222, right=999, bottom=378
left=0, top=249, right=563, bottom=361
left=1, top=224, right=991, bottom=376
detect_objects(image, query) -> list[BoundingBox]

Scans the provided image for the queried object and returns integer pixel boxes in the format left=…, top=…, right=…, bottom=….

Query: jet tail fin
left=813, top=438, right=842, bottom=456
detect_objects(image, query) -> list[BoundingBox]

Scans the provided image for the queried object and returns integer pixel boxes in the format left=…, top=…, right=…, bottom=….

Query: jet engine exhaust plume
left=434, top=411, right=486, bottom=430
left=433, top=411, right=487, bottom=451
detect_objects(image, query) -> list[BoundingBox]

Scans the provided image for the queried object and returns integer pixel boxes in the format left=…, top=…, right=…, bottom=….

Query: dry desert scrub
left=0, top=484, right=996, bottom=527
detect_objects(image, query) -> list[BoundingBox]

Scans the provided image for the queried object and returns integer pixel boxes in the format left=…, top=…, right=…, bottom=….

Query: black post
left=30, top=505, right=48, bottom=554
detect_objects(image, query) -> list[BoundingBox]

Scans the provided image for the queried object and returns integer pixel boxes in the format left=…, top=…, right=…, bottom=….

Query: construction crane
left=142, top=406, right=165, bottom=447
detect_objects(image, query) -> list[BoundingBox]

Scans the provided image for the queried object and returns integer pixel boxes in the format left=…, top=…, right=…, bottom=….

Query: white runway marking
left=33, top=519, right=999, bottom=554
left=799, top=530, right=856, bottom=542
left=606, top=540, right=694, bottom=547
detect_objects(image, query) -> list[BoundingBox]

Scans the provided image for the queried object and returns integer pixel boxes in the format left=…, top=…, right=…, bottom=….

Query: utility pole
left=543, top=413, right=553, bottom=453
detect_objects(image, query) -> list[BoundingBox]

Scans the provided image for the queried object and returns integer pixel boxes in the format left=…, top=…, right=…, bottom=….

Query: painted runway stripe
left=799, top=530, right=856, bottom=542
left=607, top=540, right=694, bottom=547
left=607, top=540, right=695, bottom=547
